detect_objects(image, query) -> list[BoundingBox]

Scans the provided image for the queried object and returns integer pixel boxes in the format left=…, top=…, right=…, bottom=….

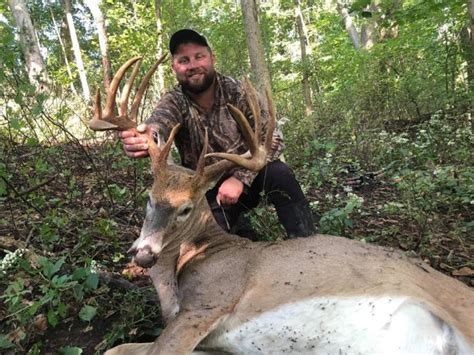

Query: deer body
left=108, top=206, right=474, bottom=354
left=90, top=58, right=473, bottom=355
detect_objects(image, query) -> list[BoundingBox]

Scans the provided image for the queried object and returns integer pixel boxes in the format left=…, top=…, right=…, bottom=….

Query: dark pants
left=206, top=160, right=315, bottom=239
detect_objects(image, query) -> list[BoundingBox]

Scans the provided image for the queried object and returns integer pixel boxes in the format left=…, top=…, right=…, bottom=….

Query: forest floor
left=1, top=141, right=472, bottom=354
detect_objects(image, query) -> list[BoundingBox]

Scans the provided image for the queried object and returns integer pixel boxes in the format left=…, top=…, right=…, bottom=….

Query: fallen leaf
left=33, top=314, right=48, bottom=334
left=452, top=267, right=474, bottom=277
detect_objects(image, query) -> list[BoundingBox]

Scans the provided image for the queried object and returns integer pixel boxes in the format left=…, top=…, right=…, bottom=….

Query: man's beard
left=179, top=69, right=216, bottom=94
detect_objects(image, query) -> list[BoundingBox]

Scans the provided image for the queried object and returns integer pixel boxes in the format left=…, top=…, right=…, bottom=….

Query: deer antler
left=89, top=54, right=167, bottom=131
left=88, top=55, right=183, bottom=165
left=198, top=78, right=276, bottom=181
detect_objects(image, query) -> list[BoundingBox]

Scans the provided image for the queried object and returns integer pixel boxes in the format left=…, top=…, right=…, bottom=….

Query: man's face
left=171, top=43, right=216, bottom=94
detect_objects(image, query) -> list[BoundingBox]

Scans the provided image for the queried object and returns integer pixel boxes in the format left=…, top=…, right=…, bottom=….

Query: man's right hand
left=118, top=124, right=152, bottom=158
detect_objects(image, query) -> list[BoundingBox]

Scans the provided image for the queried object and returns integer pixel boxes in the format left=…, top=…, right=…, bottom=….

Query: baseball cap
left=169, top=29, right=210, bottom=55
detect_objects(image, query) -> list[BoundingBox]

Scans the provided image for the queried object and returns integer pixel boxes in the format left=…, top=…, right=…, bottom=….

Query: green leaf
left=9, top=117, right=22, bottom=130
left=84, top=273, right=99, bottom=290
left=0, top=335, right=15, bottom=349
left=58, top=346, right=83, bottom=355
left=79, top=305, right=97, bottom=322
left=73, top=284, right=84, bottom=302
left=72, top=267, right=88, bottom=281
left=41, top=257, right=66, bottom=279
left=47, top=309, right=59, bottom=327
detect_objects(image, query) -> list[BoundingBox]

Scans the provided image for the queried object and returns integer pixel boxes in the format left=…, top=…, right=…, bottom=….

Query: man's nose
left=187, top=58, right=200, bottom=69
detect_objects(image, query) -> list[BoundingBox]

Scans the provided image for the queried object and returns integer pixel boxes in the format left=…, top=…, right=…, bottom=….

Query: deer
left=89, top=56, right=474, bottom=355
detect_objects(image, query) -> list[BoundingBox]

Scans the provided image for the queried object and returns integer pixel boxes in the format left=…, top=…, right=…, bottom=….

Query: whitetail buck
left=90, top=57, right=473, bottom=354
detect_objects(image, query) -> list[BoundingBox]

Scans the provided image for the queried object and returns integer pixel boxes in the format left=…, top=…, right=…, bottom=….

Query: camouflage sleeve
left=145, top=92, right=184, bottom=145
left=232, top=89, right=285, bottom=187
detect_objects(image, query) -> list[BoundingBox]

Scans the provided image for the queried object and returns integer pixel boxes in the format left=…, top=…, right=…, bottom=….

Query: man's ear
left=171, top=58, right=177, bottom=73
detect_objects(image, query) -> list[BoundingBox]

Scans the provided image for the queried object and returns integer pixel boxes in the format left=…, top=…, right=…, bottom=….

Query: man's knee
left=259, top=160, right=297, bottom=186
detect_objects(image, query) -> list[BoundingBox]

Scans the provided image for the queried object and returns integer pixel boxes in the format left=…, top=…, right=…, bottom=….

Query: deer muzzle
left=133, top=245, right=157, bottom=268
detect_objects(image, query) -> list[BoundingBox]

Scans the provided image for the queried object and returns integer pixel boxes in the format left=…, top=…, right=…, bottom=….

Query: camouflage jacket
left=146, top=73, right=284, bottom=186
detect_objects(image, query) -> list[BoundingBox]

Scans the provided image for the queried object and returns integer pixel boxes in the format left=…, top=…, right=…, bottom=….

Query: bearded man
left=119, top=29, right=315, bottom=239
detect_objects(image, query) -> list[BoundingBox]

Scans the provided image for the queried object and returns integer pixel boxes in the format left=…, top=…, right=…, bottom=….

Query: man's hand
left=217, top=176, right=244, bottom=206
left=118, top=124, right=152, bottom=158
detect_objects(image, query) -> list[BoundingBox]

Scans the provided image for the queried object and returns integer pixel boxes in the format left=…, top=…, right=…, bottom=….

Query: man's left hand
left=216, top=177, right=244, bottom=205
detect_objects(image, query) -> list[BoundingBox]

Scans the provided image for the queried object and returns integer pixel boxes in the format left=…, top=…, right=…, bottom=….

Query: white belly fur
left=201, top=296, right=472, bottom=354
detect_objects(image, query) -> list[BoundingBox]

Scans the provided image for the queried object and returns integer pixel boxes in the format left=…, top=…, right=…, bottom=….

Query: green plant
left=319, top=193, right=364, bottom=236
left=96, top=288, right=162, bottom=353
left=0, top=253, right=100, bottom=351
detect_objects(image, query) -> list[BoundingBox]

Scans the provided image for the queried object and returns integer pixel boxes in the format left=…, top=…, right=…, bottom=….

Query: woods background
left=1, top=0, right=473, bottom=353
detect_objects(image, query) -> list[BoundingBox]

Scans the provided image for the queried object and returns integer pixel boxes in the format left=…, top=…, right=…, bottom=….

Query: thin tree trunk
left=240, top=0, right=273, bottom=103
left=466, top=0, right=474, bottom=90
left=84, top=0, right=111, bottom=90
left=361, top=2, right=380, bottom=49
left=337, top=2, right=360, bottom=50
left=154, top=0, right=165, bottom=95
left=49, top=7, right=76, bottom=94
left=64, top=0, right=90, bottom=101
left=8, top=0, right=48, bottom=88
left=295, top=0, right=313, bottom=117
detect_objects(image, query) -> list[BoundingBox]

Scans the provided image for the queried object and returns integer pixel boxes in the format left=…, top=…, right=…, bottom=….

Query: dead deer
left=89, top=57, right=474, bottom=354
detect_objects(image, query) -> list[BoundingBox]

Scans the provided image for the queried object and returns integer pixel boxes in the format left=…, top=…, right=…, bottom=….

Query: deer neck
left=172, top=201, right=246, bottom=275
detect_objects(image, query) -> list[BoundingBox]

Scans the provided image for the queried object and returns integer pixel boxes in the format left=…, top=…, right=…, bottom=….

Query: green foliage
left=246, top=204, right=285, bottom=241
left=0, top=254, right=100, bottom=350
left=96, top=288, right=162, bottom=353
left=319, top=193, right=364, bottom=236
left=58, top=347, right=83, bottom=355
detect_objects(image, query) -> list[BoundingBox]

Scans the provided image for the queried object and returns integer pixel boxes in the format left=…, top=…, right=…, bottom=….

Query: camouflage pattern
left=146, top=73, right=284, bottom=186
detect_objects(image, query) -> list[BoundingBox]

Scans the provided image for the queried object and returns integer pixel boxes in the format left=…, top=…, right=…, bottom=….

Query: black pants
left=206, top=160, right=314, bottom=238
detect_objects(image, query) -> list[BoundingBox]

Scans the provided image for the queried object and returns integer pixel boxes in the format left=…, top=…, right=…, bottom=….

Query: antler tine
left=264, top=88, right=276, bottom=154
left=105, top=56, right=142, bottom=119
left=89, top=56, right=142, bottom=131
left=195, top=129, right=209, bottom=177
left=226, top=104, right=258, bottom=154
left=158, top=123, right=181, bottom=163
left=243, top=77, right=261, bottom=142
left=130, top=54, right=168, bottom=121
left=119, top=59, right=143, bottom=117
left=148, top=123, right=182, bottom=174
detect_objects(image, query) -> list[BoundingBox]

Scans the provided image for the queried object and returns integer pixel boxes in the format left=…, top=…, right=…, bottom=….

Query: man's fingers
left=216, top=193, right=237, bottom=206
left=122, top=136, right=148, bottom=145
left=118, top=130, right=136, bottom=139
left=125, top=149, right=149, bottom=158
left=124, top=143, right=149, bottom=152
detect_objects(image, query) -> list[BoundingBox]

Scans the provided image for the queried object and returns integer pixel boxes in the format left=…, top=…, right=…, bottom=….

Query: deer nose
left=134, top=246, right=156, bottom=268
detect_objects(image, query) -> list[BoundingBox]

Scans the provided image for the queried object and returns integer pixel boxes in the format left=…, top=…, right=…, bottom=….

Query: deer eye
left=177, top=203, right=193, bottom=221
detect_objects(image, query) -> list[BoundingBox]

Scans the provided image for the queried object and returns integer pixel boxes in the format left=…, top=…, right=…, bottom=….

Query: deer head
left=90, top=58, right=275, bottom=268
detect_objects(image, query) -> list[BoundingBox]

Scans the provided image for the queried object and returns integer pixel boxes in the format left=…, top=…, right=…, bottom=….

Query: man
left=119, top=29, right=314, bottom=239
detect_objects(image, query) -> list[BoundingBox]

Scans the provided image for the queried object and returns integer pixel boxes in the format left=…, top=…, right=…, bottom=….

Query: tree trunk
left=295, top=0, right=313, bottom=117
left=466, top=0, right=474, bottom=91
left=49, top=7, right=76, bottom=94
left=240, top=0, right=273, bottom=103
left=361, top=2, right=380, bottom=49
left=8, top=0, right=48, bottom=88
left=64, top=0, right=91, bottom=101
left=154, top=0, right=165, bottom=95
left=84, top=0, right=111, bottom=90
left=337, top=2, right=361, bottom=50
